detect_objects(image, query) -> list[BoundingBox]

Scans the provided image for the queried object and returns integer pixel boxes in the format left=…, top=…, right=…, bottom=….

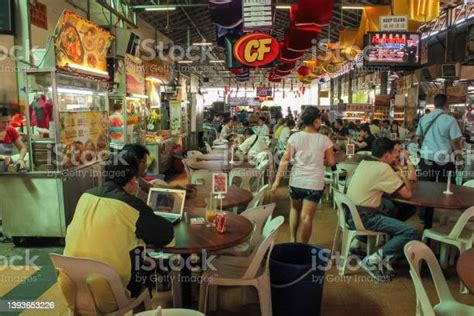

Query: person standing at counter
left=0, top=107, right=28, bottom=170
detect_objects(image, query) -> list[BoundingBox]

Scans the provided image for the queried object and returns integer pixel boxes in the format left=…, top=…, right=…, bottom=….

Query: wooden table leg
left=424, top=207, right=434, bottom=230
left=179, top=254, right=193, bottom=308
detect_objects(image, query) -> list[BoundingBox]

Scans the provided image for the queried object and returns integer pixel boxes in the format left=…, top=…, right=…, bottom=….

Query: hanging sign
left=169, top=100, right=182, bottom=135
left=125, top=54, right=146, bottom=95
left=53, top=10, right=113, bottom=78
left=242, top=0, right=273, bottom=31
left=380, top=16, right=408, bottom=32
left=233, top=33, right=280, bottom=67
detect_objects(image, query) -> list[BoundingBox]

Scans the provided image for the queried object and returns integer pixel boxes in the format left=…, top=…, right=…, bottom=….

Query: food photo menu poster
left=53, top=10, right=113, bottom=74
left=212, top=173, right=228, bottom=195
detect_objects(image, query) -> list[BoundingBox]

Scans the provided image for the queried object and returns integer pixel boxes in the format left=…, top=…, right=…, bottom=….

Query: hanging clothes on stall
left=29, top=95, right=53, bottom=129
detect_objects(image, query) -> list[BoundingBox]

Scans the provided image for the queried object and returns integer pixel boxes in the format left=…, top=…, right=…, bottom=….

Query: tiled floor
left=1, top=172, right=473, bottom=315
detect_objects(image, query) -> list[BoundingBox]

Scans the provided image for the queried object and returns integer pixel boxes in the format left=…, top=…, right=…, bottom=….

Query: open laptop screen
left=147, top=188, right=186, bottom=216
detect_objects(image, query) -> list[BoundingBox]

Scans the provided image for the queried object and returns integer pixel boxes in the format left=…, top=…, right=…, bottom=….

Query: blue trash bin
left=270, top=243, right=330, bottom=316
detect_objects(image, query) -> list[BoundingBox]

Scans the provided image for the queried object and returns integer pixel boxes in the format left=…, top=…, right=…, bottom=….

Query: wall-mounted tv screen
left=365, top=32, right=421, bottom=67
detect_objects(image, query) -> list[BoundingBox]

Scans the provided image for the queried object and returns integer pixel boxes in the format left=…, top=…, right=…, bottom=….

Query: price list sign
left=243, top=0, right=273, bottom=31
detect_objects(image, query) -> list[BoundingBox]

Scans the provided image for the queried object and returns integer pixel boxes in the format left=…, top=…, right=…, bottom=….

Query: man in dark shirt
left=334, top=118, right=348, bottom=140
left=355, top=124, right=376, bottom=152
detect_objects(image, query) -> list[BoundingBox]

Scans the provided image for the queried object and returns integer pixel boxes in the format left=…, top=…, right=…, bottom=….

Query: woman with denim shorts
left=272, top=106, right=336, bottom=243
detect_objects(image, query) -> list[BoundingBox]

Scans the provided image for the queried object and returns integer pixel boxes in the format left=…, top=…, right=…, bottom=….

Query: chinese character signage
left=380, top=16, right=408, bottom=32
left=242, top=0, right=272, bottom=31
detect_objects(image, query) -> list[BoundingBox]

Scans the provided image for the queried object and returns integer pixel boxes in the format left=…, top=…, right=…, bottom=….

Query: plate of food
left=82, top=27, right=97, bottom=51
left=59, top=24, right=84, bottom=64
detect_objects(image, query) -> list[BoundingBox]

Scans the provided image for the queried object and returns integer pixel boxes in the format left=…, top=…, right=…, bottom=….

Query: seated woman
left=277, top=119, right=296, bottom=151
left=0, top=106, right=28, bottom=170
left=319, top=125, right=342, bottom=152
left=354, top=124, right=375, bottom=153
left=391, top=121, right=410, bottom=140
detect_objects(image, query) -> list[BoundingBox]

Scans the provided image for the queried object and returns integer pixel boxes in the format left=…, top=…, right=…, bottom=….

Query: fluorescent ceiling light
left=51, top=87, right=95, bottom=96
left=210, top=60, right=225, bottom=63
left=146, top=77, right=163, bottom=84
left=178, top=60, right=193, bottom=64
left=275, top=5, right=291, bottom=9
left=342, top=5, right=364, bottom=10
left=130, top=94, right=148, bottom=99
left=144, top=6, right=177, bottom=11
left=68, top=64, right=109, bottom=77
left=193, top=42, right=213, bottom=46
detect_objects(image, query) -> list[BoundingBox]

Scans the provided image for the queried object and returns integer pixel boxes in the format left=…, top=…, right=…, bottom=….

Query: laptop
left=147, top=188, right=187, bottom=224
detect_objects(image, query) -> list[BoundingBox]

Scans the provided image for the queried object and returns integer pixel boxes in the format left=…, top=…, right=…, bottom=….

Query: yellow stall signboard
left=53, top=10, right=114, bottom=78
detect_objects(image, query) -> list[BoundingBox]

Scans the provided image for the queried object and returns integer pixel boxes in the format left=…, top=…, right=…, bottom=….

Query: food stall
left=109, top=54, right=148, bottom=149
left=0, top=11, right=113, bottom=244
left=143, top=59, right=177, bottom=175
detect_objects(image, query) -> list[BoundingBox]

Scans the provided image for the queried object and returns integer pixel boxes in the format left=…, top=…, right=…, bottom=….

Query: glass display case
left=109, top=95, right=148, bottom=148
left=24, top=69, right=109, bottom=171
left=0, top=69, right=109, bottom=243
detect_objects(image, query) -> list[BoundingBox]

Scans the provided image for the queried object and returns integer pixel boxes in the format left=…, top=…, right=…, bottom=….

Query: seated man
left=354, top=124, right=375, bottom=152
left=121, top=144, right=170, bottom=202
left=346, top=137, right=417, bottom=282
left=59, top=153, right=174, bottom=313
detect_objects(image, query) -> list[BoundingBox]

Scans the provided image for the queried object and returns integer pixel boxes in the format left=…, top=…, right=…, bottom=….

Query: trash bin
left=270, top=243, right=329, bottom=316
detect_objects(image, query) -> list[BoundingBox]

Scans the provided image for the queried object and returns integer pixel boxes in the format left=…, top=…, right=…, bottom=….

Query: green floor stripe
left=0, top=248, right=63, bottom=315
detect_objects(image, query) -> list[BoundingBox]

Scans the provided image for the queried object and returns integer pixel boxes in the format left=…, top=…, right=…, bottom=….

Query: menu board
left=53, top=10, right=113, bottom=77
left=447, top=84, right=468, bottom=104
left=126, top=54, right=146, bottom=95
left=169, top=100, right=182, bottom=135
left=365, top=32, right=420, bottom=67
left=59, top=111, right=109, bottom=168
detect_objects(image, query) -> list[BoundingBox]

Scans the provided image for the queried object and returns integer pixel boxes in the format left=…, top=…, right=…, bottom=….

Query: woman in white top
left=277, top=119, right=296, bottom=151
left=272, top=107, right=336, bottom=243
left=219, top=117, right=233, bottom=140
left=256, top=116, right=270, bottom=137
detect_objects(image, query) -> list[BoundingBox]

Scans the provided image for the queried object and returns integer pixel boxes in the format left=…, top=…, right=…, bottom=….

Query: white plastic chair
left=135, top=306, right=204, bottom=316
left=335, top=163, right=358, bottom=192
left=213, top=139, right=228, bottom=145
left=437, top=180, right=474, bottom=226
left=149, top=179, right=170, bottom=187
left=229, top=168, right=262, bottom=192
left=49, top=254, right=152, bottom=315
left=198, top=216, right=285, bottom=316
left=186, top=150, right=203, bottom=162
left=323, top=168, right=335, bottom=203
left=204, top=142, right=213, bottom=154
left=218, top=203, right=276, bottom=258
left=181, top=159, right=192, bottom=185
left=404, top=241, right=474, bottom=316
left=246, top=184, right=270, bottom=210
left=422, top=207, right=474, bottom=293
left=191, top=169, right=212, bottom=186
left=256, top=159, right=269, bottom=188
left=357, top=151, right=372, bottom=156
left=332, top=190, right=387, bottom=276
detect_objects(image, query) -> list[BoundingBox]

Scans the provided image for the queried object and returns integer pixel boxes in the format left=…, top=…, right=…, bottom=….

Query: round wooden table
left=334, top=152, right=365, bottom=165
left=390, top=181, right=474, bottom=229
left=185, top=185, right=254, bottom=209
left=188, top=160, right=254, bottom=172
left=197, top=153, right=230, bottom=161
left=457, top=248, right=474, bottom=293
left=159, top=208, right=253, bottom=308
left=212, top=143, right=230, bottom=150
